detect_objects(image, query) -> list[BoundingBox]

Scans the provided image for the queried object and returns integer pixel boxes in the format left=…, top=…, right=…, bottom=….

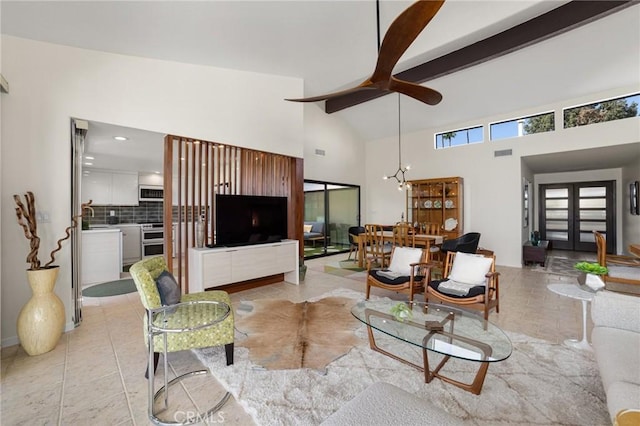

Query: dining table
left=630, top=243, right=640, bottom=258
left=354, top=231, right=444, bottom=268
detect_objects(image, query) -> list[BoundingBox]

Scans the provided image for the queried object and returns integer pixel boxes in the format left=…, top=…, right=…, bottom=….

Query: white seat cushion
left=608, top=265, right=640, bottom=280
left=388, top=247, right=423, bottom=276
left=448, top=252, right=493, bottom=285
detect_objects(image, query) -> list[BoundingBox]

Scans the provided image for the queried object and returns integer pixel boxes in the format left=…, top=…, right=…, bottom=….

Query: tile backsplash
left=87, top=201, right=164, bottom=225
left=86, top=203, right=209, bottom=225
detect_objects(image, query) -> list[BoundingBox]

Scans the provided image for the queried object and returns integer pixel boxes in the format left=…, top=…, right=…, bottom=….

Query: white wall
left=303, top=103, right=365, bottom=185
left=0, top=36, right=307, bottom=346
left=302, top=102, right=366, bottom=216
left=365, top=87, right=640, bottom=267
left=622, top=159, right=640, bottom=253
left=0, top=5, right=3, bottom=339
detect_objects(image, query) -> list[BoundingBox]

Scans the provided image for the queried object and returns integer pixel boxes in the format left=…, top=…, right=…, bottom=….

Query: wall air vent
left=494, top=149, right=513, bottom=157
left=315, top=149, right=326, bottom=156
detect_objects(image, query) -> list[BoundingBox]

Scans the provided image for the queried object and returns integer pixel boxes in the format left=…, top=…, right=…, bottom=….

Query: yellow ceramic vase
left=17, top=267, right=65, bottom=356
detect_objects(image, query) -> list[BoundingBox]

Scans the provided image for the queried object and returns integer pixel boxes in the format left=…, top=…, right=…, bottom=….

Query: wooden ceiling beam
left=325, top=0, right=636, bottom=114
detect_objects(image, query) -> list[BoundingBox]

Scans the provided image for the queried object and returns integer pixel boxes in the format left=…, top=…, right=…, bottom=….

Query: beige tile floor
left=1, top=250, right=596, bottom=425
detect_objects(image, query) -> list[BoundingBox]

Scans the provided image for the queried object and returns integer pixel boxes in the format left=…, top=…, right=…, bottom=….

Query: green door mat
left=82, top=278, right=137, bottom=297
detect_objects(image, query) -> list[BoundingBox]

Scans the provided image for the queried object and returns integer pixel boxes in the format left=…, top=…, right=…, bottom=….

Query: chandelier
left=383, top=94, right=411, bottom=191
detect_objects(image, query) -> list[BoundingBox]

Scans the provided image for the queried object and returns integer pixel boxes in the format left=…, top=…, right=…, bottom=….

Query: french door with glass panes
left=539, top=181, right=615, bottom=252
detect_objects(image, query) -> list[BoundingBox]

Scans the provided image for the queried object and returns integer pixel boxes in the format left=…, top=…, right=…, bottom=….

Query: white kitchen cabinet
left=81, top=229, right=122, bottom=286
left=138, top=172, right=164, bottom=186
left=82, top=170, right=112, bottom=205
left=116, top=224, right=142, bottom=265
left=188, top=240, right=299, bottom=293
left=82, top=169, right=138, bottom=206
left=111, top=172, right=139, bottom=205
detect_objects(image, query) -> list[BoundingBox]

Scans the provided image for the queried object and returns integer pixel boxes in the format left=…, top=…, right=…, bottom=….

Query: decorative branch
left=45, top=200, right=92, bottom=268
left=14, top=192, right=41, bottom=270
left=14, top=192, right=90, bottom=270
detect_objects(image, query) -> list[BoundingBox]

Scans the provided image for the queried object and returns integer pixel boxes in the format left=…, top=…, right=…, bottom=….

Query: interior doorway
left=539, top=181, right=615, bottom=252
left=303, top=181, right=360, bottom=259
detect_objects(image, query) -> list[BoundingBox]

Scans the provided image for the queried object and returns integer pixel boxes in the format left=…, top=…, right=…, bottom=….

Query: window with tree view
left=563, top=93, right=639, bottom=128
left=435, top=125, right=483, bottom=149
left=490, top=111, right=554, bottom=141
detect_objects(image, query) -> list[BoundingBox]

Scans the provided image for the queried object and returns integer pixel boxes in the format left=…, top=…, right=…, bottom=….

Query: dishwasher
left=117, top=224, right=142, bottom=266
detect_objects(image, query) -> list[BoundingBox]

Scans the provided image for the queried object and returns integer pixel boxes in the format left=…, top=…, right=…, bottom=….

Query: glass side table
left=147, top=300, right=231, bottom=425
left=547, top=283, right=595, bottom=351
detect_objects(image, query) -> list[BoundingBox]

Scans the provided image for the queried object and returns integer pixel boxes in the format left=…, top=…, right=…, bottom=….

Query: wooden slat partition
left=164, top=135, right=303, bottom=292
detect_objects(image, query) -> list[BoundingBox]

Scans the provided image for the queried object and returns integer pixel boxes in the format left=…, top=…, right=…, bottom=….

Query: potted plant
left=574, top=261, right=608, bottom=291
left=299, top=257, right=307, bottom=281
left=390, top=302, right=413, bottom=322
left=13, top=192, right=89, bottom=355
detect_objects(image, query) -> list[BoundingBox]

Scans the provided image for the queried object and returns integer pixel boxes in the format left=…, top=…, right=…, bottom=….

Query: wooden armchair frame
left=365, top=246, right=432, bottom=303
left=593, top=231, right=640, bottom=292
left=425, top=251, right=500, bottom=321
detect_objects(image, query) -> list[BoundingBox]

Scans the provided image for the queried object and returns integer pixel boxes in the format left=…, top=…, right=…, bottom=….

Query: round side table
left=547, top=283, right=595, bottom=351
left=147, top=300, right=231, bottom=425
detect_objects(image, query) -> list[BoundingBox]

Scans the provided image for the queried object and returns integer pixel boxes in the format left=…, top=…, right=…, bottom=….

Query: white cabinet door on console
left=231, top=245, right=278, bottom=282
left=276, top=243, right=297, bottom=271
left=201, top=251, right=232, bottom=288
left=188, top=240, right=299, bottom=293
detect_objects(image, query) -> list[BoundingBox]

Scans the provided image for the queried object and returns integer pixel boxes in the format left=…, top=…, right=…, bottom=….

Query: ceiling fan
left=285, top=0, right=445, bottom=106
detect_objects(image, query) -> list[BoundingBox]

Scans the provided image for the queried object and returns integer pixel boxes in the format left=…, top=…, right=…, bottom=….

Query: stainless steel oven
left=141, top=223, right=164, bottom=258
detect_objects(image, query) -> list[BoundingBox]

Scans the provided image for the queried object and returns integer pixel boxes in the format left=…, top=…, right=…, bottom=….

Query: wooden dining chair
left=424, top=222, right=444, bottom=262
left=347, top=226, right=365, bottom=261
left=393, top=222, right=415, bottom=247
left=424, top=222, right=441, bottom=235
left=364, top=224, right=392, bottom=268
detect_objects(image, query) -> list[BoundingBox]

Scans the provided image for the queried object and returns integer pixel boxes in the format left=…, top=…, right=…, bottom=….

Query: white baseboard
left=2, top=321, right=77, bottom=348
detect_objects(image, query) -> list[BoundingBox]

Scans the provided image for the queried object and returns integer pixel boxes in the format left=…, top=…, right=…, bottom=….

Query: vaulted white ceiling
left=2, top=1, right=639, bottom=172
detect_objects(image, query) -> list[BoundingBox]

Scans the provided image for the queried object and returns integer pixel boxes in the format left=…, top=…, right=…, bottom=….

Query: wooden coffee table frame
left=364, top=308, right=494, bottom=395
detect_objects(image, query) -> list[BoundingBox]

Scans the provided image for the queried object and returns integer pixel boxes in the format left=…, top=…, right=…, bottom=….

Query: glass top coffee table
left=352, top=300, right=512, bottom=394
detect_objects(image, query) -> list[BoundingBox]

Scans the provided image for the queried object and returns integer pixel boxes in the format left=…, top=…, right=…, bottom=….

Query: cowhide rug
left=235, top=296, right=361, bottom=370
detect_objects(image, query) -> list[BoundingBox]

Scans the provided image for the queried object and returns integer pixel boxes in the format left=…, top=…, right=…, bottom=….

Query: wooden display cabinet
left=406, top=177, right=464, bottom=240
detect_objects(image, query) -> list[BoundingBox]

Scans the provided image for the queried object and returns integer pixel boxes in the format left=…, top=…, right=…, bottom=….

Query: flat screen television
left=215, top=194, right=288, bottom=246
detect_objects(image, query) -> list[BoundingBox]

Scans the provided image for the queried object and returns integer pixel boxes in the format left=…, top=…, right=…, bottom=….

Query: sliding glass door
left=303, top=180, right=360, bottom=259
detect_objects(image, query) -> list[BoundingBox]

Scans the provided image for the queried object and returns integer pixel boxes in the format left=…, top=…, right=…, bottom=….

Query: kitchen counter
left=81, top=229, right=122, bottom=287
left=83, top=224, right=142, bottom=266
left=82, top=228, right=121, bottom=233
left=87, top=224, right=142, bottom=230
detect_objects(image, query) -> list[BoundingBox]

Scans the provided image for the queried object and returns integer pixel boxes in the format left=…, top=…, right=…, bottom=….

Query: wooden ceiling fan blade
left=371, top=0, right=445, bottom=82
left=285, top=84, right=376, bottom=103
left=390, top=78, right=442, bottom=105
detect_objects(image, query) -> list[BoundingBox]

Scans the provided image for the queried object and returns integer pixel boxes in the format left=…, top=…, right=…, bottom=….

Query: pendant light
left=383, top=93, right=411, bottom=191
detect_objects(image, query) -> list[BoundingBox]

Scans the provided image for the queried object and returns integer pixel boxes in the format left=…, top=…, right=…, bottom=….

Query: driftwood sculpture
left=14, top=191, right=92, bottom=270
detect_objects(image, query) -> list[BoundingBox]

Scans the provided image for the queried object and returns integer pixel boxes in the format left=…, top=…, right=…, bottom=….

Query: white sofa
left=590, top=290, right=640, bottom=423
left=321, top=382, right=463, bottom=425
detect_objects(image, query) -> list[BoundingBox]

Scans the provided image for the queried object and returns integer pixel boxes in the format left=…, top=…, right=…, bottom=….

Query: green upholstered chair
left=130, top=256, right=234, bottom=377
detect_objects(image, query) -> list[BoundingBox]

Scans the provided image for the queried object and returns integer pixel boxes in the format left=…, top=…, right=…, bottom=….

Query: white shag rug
left=194, top=289, right=608, bottom=425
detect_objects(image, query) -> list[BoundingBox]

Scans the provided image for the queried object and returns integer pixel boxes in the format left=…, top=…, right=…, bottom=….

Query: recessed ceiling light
left=85, top=156, right=95, bottom=160
left=154, top=171, right=161, bottom=174
left=84, top=162, right=93, bottom=166
left=114, top=136, right=128, bottom=141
